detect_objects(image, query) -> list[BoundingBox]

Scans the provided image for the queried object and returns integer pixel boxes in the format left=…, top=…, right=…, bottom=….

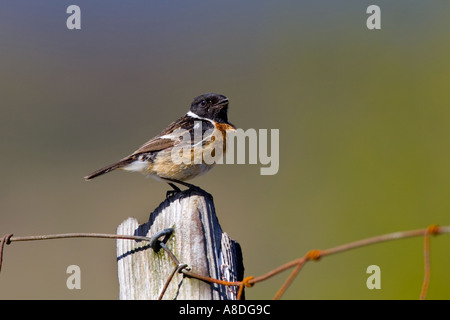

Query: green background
left=1, top=1, right=449, bottom=299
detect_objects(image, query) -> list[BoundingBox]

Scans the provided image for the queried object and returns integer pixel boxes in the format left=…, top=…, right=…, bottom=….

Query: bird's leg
left=162, top=178, right=203, bottom=194
left=166, top=182, right=182, bottom=198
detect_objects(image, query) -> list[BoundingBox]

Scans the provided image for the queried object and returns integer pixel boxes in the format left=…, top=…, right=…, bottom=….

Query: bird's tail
left=84, top=158, right=133, bottom=181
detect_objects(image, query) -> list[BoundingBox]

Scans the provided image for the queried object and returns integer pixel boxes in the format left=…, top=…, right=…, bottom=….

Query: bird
left=84, top=93, right=236, bottom=191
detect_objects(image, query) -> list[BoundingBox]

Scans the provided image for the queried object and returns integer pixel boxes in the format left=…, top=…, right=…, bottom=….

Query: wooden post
left=116, top=188, right=244, bottom=300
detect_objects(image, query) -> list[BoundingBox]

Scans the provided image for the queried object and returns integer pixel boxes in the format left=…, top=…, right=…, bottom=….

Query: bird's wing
left=130, top=115, right=198, bottom=155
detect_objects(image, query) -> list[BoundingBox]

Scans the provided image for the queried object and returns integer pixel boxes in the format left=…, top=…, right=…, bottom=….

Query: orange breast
left=215, top=123, right=236, bottom=135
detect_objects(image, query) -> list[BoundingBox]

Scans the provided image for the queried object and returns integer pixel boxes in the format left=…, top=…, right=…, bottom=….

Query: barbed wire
left=1, top=224, right=449, bottom=299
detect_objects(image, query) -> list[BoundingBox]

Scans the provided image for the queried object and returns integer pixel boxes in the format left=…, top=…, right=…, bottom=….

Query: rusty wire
left=1, top=224, right=449, bottom=299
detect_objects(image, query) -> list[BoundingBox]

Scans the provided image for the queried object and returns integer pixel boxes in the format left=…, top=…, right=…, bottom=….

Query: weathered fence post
left=116, top=188, right=244, bottom=300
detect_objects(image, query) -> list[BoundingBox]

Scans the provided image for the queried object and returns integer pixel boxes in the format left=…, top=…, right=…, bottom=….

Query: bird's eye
left=201, top=100, right=207, bottom=106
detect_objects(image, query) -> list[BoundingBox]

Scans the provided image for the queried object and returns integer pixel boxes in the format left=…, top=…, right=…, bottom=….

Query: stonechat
left=84, top=93, right=236, bottom=188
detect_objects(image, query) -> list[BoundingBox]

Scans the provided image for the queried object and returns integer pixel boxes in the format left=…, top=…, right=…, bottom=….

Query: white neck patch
left=186, top=111, right=203, bottom=119
left=186, top=111, right=214, bottom=123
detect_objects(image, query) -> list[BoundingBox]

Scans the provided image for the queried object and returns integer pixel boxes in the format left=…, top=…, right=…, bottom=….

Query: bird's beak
left=214, top=98, right=229, bottom=108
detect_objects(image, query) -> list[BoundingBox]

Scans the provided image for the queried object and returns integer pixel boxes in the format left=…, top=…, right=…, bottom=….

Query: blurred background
left=1, top=0, right=449, bottom=299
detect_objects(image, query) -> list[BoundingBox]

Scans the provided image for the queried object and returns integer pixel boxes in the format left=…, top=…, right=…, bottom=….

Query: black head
left=190, top=93, right=230, bottom=123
